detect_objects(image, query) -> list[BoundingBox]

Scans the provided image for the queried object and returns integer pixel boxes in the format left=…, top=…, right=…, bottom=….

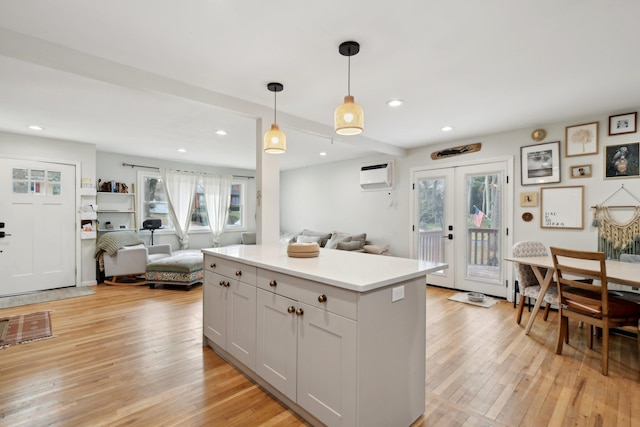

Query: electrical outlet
left=392, top=286, right=405, bottom=302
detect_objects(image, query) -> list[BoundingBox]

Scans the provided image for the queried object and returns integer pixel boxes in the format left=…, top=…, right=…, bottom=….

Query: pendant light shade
left=264, top=82, right=286, bottom=154
left=335, top=41, right=364, bottom=136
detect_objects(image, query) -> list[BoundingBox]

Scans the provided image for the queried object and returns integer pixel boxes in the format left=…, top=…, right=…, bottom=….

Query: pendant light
left=334, top=41, right=364, bottom=136
left=264, top=82, right=286, bottom=154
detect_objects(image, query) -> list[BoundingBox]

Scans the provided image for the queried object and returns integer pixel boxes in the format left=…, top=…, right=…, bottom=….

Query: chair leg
left=602, top=325, right=609, bottom=376
left=516, top=295, right=525, bottom=324
left=637, top=320, right=640, bottom=371
left=588, top=325, right=594, bottom=349
left=556, top=314, right=567, bottom=354
left=543, top=303, right=551, bottom=321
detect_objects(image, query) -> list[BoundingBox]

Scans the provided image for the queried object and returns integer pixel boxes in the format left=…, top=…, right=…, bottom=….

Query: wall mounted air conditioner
left=360, top=161, right=393, bottom=190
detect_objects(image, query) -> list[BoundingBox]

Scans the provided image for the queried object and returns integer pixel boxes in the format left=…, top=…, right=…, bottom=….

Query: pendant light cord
left=273, top=91, right=277, bottom=123
left=347, top=52, right=351, bottom=96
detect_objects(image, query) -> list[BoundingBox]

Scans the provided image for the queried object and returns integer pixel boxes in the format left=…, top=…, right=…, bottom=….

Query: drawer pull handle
left=235, top=270, right=242, bottom=277
left=225, top=281, right=231, bottom=287
left=295, top=308, right=304, bottom=316
left=219, top=280, right=225, bottom=286
left=287, top=306, right=295, bottom=314
left=210, top=263, right=216, bottom=268
left=318, top=294, right=327, bottom=303
left=269, top=280, right=277, bottom=287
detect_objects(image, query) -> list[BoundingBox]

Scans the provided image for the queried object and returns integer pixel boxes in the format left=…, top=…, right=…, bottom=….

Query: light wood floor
left=0, top=285, right=638, bottom=427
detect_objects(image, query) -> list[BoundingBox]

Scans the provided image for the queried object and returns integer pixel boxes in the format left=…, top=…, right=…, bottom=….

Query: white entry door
left=0, top=158, right=76, bottom=296
left=412, top=160, right=512, bottom=298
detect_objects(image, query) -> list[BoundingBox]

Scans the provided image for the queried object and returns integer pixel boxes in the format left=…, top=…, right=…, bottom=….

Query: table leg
left=524, top=267, right=554, bottom=335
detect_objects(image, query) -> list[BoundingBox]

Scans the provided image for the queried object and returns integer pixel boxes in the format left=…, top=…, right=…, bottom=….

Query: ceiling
left=1, top=1, right=639, bottom=171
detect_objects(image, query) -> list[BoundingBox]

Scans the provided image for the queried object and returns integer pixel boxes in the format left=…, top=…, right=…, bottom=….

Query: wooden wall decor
left=431, top=143, right=481, bottom=160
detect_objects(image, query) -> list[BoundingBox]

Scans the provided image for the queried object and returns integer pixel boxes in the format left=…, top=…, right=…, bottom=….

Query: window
left=138, top=171, right=245, bottom=231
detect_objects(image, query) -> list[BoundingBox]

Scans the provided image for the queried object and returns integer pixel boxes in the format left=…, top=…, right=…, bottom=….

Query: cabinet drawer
left=205, top=255, right=257, bottom=285
left=257, top=268, right=357, bottom=320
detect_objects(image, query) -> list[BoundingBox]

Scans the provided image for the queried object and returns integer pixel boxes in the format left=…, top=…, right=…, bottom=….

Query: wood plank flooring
left=0, top=285, right=638, bottom=426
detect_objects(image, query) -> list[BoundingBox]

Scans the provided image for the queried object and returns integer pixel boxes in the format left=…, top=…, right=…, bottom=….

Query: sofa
left=280, top=229, right=390, bottom=255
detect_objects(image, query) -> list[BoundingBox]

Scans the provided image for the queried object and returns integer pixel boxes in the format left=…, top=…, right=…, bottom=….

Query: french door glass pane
left=417, top=177, right=445, bottom=264
left=465, top=174, right=500, bottom=283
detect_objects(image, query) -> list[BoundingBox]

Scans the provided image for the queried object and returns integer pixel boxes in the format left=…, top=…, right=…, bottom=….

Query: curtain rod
left=122, top=162, right=254, bottom=179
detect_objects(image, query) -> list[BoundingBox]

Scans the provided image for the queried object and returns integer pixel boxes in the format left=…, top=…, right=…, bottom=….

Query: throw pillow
left=337, top=241, right=362, bottom=251
left=325, top=231, right=352, bottom=249
left=350, top=233, right=367, bottom=249
left=300, top=229, right=332, bottom=247
left=296, top=235, right=322, bottom=244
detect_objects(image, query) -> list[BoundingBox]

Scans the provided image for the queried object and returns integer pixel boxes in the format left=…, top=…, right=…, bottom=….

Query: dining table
left=505, top=254, right=640, bottom=335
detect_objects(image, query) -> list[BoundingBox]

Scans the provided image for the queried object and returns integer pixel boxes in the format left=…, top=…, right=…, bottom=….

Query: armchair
left=96, top=231, right=172, bottom=285
left=103, top=244, right=172, bottom=285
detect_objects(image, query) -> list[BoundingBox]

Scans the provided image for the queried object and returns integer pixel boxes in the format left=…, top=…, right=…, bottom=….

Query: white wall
left=96, top=151, right=257, bottom=250
left=0, top=130, right=97, bottom=285
left=281, top=108, right=640, bottom=259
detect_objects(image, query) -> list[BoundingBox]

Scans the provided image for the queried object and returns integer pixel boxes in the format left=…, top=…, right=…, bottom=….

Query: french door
left=412, top=160, right=512, bottom=298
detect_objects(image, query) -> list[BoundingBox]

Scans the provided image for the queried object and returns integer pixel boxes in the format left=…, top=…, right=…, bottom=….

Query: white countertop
left=202, top=244, right=448, bottom=292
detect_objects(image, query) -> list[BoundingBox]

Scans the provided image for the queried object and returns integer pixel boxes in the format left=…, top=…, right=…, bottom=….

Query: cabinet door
left=203, top=272, right=227, bottom=348
left=256, top=289, right=297, bottom=401
left=297, top=302, right=357, bottom=427
left=227, top=280, right=257, bottom=369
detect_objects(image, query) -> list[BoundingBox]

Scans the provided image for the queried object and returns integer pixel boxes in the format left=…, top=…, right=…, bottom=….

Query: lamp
left=335, top=41, right=364, bottom=136
left=264, top=82, right=286, bottom=154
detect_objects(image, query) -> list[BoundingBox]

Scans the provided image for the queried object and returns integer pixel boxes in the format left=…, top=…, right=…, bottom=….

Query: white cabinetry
left=96, top=192, right=136, bottom=234
left=203, top=255, right=257, bottom=370
left=256, top=270, right=357, bottom=426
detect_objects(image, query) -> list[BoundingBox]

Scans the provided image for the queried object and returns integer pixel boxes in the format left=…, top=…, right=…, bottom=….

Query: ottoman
left=145, top=250, right=204, bottom=290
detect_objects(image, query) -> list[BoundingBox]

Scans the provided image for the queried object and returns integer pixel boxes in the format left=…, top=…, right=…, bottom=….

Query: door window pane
left=417, top=177, right=445, bottom=264
left=465, top=174, right=500, bottom=283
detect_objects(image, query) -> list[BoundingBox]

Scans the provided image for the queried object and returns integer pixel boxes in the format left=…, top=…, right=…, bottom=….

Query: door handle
left=0, top=232, right=11, bottom=238
left=442, top=233, right=453, bottom=240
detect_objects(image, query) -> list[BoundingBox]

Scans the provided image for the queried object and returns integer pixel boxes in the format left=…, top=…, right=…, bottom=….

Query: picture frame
left=519, top=191, right=538, bottom=207
left=604, top=142, right=640, bottom=179
left=565, top=121, right=598, bottom=157
left=520, top=141, right=561, bottom=186
left=608, top=112, right=637, bottom=136
left=540, top=186, right=584, bottom=229
left=569, top=164, right=592, bottom=178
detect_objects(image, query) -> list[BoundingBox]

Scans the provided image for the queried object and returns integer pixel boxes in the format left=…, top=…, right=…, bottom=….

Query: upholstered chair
left=512, top=241, right=558, bottom=325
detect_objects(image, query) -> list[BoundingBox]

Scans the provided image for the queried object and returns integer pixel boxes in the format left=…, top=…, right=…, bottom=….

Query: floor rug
left=0, top=311, right=53, bottom=349
left=0, top=286, right=95, bottom=309
left=448, top=292, right=500, bottom=308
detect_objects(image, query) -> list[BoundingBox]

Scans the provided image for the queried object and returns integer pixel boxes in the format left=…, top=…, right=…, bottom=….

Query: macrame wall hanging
left=592, top=185, right=640, bottom=259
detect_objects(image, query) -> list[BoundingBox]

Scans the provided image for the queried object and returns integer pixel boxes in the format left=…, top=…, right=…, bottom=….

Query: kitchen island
left=202, top=244, right=447, bottom=427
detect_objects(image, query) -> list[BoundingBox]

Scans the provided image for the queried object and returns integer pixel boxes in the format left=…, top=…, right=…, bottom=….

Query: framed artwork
left=519, top=191, right=538, bottom=207
left=540, top=186, right=584, bottom=229
left=604, top=142, right=640, bottom=179
left=521, top=141, right=561, bottom=186
left=608, top=112, right=637, bottom=136
left=565, top=121, right=598, bottom=156
left=569, top=164, right=592, bottom=178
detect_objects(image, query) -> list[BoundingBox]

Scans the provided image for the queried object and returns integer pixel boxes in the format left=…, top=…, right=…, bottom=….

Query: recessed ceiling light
left=27, top=125, right=44, bottom=131
left=441, top=126, right=453, bottom=132
left=177, top=148, right=187, bottom=153
left=386, top=99, right=404, bottom=108
left=320, top=152, right=327, bottom=156
left=215, top=130, right=227, bottom=136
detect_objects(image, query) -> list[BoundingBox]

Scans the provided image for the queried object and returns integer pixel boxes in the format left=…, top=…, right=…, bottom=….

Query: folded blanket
left=363, top=244, right=390, bottom=255
left=95, top=231, right=144, bottom=257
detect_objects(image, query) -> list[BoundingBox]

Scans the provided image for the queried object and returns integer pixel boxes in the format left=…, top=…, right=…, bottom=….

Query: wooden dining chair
left=512, top=241, right=557, bottom=325
left=550, top=247, right=640, bottom=375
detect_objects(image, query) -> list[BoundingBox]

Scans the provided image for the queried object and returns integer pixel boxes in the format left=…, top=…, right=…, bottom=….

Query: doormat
left=0, top=286, right=95, bottom=309
left=448, top=292, right=500, bottom=308
left=0, top=311, right=53, bottom=349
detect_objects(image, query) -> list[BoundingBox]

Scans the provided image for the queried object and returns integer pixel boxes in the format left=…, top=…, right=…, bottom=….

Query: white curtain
left=202, top=174, right=232, bottom=247
left=161, top=169, right=198, bottom=249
